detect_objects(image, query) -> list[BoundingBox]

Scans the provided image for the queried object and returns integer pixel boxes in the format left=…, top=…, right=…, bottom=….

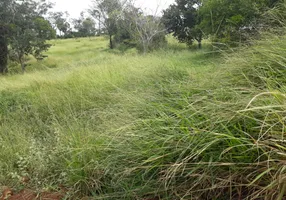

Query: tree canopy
left=0, top=0, right=55, bottom=73
left=89, top=0, right=124, bottom=49
left=162, top=0, right=202, bottom=48
left=72, top=12, right=96, bottom=37
left=162, top=0, right=283, bottom=46
left=49, top=11, right=71, bottom=36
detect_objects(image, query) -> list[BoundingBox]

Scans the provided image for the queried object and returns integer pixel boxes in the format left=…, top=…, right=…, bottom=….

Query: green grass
left=0, top=32, right=286, bottom=200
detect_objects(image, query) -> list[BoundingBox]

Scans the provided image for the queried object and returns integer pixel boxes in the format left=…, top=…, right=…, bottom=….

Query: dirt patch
left=0, top=187, right=65, bottom=200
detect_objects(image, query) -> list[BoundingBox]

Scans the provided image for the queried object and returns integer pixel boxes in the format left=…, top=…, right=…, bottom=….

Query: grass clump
left=0, top=31, right=286, bottom=199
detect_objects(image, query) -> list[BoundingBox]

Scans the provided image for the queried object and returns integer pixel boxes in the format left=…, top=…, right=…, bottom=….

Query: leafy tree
left=162, top=0, right=281, bottom=46
left=0, top=0, right=14, bottom=73
left=198, top=0, right=281, bottom=43
left=0, top=27, right=8, bottom=74
left=49, top=11, right=71, bottom=36
left=0, top=0, right=55, bottom=73
left=81, top=18, right=96, bottom=36
left=89, top=0, right=125, bottom=49
left=10, top=0, right=55, bottom=72
left=90, top=0, right=166, bottom=52
left=162, top=0, right=202, bottom=48
left=72, top=12, right=96, bottom=37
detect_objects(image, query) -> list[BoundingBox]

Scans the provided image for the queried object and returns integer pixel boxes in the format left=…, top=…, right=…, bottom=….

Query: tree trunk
left=19, top=54, right=26, bottom=73
left=198, top=40, right=202, bottom=49
left=0, top=29, right=8, bottom=74
left=21, top=62, right=26, bottom=73
left=98, top=15, right=101, bottom=36
left=142, top=42, right=147, bottom=55
left=196, top=35, right=203, bottom=49
left=109, top=34, right=113, bottom=49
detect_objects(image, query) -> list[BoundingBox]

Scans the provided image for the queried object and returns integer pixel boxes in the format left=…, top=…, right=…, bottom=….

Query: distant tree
left=162, top=0, right=202, bottom=48
left=72, top=12, right=96, bottom=37
left=123, top=5, right=167, bottom=53
left=82, top=18, right=96, bottom=36
left=89, top=9, right=102, bottom=35
left=49, top=12, right=71, bottom=36
left=89, top=0, right=126, bottom=49
left=72, top=12, right=84, bottom=36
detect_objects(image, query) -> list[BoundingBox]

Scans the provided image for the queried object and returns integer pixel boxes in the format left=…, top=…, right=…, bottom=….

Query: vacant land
left=0, top=35, right=286, bottom=199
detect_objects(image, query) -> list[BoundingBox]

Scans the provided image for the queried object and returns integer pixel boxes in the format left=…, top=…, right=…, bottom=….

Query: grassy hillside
left=0, top=34, right=286, bottom=199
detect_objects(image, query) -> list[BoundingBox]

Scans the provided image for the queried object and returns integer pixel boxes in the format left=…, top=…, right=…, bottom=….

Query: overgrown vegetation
left=0, top=31, right=285, bottom=200
left=162, top=0, right=283, bottom=46
left=1, top=0, right=286, bottom=200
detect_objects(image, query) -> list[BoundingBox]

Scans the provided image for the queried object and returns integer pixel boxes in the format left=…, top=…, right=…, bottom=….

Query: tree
left=10, top=0, right=55, bottom=72
left=107, top=3, right=167, bottom=53
left=0, top=0, right=14, bottom=73
left=0, top=27, right=8, bottom=74
left=89, top=9, right=102, bottom=35
left=124, top=5, right=167, bottom=53
left=198, top=0, right=281, bottom=44
left=72, top=12, right=96, bottom=37
left=49, top=11, right=71, bottom=36
left=82, top=18, right=96, bottom=36
left=89, top=0, right=126, bottom=49
left=162, top=0, right=202, bottom=48
left=0, top=0, right=55, bottom=73
left=162, top=0, right=282, bottom=46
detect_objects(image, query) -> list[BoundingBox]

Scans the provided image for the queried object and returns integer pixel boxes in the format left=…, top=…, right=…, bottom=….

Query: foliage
left=89, top=0, right=123, bottom=49
left=162, top=0, right=202, bottom=48
left=89, top=1, right=167, bottom=52
left=1, top=1, right=286, bottom=199
left=162, top=0, right=283, bottom=45
left=198, top=0, right=258, bottom=43
left=0, top=0, right=14, bottom=73
left=82, top=18, right=96, bottom=36
left=118, top=4, right=167, bottom=53
left=73, top=13, right=96, bottom=37
left=0, top=30, right=286, bottom=199
left=0, top=0, right=55, bottom=73
left=262, top=0, right=286, bottom=30
left=0, top=27, right=8, bottom=74
left=49, top=11, right=71, bottom=36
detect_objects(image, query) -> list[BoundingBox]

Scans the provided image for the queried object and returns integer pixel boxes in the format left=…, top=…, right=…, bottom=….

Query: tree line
left=0, top=0, right=285, bottom=74
left=162, top=0, right=283, bottom=48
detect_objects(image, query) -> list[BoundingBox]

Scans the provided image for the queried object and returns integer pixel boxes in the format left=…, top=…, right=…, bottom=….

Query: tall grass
left=1, top=16, right=286, bottom=199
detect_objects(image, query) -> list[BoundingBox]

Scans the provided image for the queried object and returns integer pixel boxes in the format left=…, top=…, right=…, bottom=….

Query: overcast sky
left=52, top=0, right=175, bottom=19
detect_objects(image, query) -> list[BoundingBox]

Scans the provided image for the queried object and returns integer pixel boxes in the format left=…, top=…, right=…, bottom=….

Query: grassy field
left=0, top=34, right=286, bottom=199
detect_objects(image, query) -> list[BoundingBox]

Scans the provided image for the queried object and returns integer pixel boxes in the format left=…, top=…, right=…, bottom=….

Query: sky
left=52, top=0, right=175, bottom=19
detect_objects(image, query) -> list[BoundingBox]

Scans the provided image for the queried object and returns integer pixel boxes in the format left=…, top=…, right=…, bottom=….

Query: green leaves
left=162, top=0, right=203, bottom=47
left=163, top=0, right=283, bottom=45
left=1, top=0, right=55, bottom=72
